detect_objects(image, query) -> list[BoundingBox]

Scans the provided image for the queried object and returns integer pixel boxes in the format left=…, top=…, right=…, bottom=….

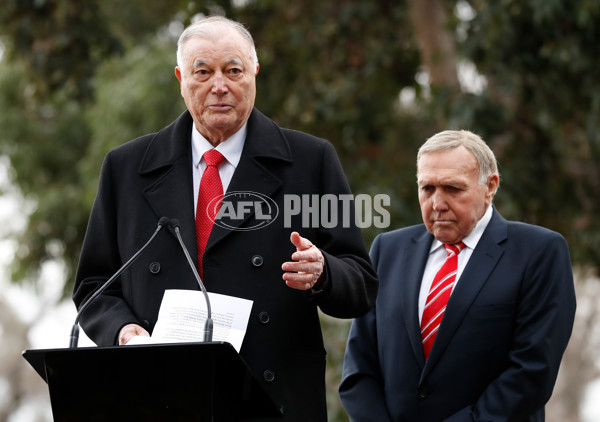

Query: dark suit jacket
left=339, top=209, right=576, bottom=421
left=73, top=108, right=378, bottom=422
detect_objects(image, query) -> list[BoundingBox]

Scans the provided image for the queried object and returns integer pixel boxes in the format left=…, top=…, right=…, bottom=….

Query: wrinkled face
left=175, top=30, right=258, bottom=145
left=417, top=146, right=498, bottom=244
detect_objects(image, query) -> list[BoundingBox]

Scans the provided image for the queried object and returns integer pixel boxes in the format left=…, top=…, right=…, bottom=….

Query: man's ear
left=486, top=174, right=500, bottom=200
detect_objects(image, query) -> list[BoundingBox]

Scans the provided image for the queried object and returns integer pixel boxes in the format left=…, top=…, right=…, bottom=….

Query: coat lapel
left=402, top=230, right=434, bottom=369
left=421, top=209, right=507, bottom=379
left=139, top=111, right=197, bottom=257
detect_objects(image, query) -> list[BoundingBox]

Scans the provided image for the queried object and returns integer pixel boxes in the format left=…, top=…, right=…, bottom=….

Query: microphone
left=167, top=219, right=213, bottom=342
left=69, top=217, right=170, bottom=348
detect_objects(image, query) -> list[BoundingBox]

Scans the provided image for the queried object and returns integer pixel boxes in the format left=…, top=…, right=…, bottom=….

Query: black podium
left=23, top=341, right=282, bottom=421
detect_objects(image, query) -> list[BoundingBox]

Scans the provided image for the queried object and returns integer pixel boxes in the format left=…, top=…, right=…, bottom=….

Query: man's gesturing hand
left=282, top=232, right=325, bottom=291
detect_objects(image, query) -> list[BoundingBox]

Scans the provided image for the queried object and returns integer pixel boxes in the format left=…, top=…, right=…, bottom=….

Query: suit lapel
left=421, top=209, right=507, bottom=379
left=402, top=230, right=434, bottom=369
left=139, top=111, right=198, bottom=257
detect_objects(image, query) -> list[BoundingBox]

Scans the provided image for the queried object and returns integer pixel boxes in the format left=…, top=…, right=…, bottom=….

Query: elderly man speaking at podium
left=73, top=15, right=377, bottom=422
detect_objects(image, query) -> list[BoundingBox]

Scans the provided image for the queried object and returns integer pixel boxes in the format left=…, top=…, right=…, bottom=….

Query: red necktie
left=421, top=242, right=466, bottom=360
left=196, top=149, right=225, bottom=279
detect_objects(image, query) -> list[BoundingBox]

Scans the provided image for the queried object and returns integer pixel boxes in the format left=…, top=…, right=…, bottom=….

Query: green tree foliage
left=0, top=0, right=122, bottom=101
left=0, top=58, right=91, bottom=294
left=450, top=0, right=600, bottom=266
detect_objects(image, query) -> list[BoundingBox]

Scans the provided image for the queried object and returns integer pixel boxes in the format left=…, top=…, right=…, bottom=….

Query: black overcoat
left=73, top=108, right=378, bottom=421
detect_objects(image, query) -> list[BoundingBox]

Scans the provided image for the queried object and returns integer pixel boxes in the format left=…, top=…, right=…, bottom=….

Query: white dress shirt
left=191, top=122, right=246, bottom=216
left=418, top=205, right=494, bottom=323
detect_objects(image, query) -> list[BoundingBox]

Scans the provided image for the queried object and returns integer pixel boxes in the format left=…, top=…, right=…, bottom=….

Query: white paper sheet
left=126, top=289, right=253, bottom=352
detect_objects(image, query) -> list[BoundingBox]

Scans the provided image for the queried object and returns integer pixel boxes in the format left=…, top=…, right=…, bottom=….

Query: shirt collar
left=429, top=204, right=494, bottom=253
left=191, top=122, right=247, bottom=168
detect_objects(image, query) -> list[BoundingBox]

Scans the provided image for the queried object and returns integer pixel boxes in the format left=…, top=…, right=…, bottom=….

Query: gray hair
left=176, top=15, right=259, bottom=71
left=417, top=130, right=500, bottom=186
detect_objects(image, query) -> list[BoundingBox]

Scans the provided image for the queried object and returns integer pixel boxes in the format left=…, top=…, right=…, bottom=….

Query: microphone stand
left=169, top=219, right=214, bottom=342
left=69, top=217, right=169, bottom=348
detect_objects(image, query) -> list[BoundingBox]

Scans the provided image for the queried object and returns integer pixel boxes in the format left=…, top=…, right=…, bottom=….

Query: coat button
left=263, top=370, right=275, bottom=382
left=251, top=255, right=264, bottom=267
left=258, top=311, right=270, bottom=324
left=418, top=386, right=429, bottom=399
left=149, top=262, right=161, bottom=274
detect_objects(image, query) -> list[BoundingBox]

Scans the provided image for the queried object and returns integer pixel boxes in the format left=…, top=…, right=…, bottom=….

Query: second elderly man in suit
left=340, top=130, right=575, bottom=421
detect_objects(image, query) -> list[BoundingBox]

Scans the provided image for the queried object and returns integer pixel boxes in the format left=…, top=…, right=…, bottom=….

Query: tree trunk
left=406, top=0, right=459, bottom=88
left=406, top=0, right=459, bottom=128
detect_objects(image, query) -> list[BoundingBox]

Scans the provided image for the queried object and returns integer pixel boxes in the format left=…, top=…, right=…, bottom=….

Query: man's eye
left=445, top=186, right=465, bottom=195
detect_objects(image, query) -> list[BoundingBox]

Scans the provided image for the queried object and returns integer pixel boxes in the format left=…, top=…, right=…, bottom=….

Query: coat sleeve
left=338, top=235, right=394, bottom=421
left=72, top=152, right=140, bottom=346
left=304, top=140, right=379, bottom=318
left=445, top=230, right=576, bottom=422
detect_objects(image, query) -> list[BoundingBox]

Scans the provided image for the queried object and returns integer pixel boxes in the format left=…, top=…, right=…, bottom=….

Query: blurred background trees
left=0, top=0, right=599, bottom=421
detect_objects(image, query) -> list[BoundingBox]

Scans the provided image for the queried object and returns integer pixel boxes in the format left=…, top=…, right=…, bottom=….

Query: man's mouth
left=208, top=104, right=232, bottom=111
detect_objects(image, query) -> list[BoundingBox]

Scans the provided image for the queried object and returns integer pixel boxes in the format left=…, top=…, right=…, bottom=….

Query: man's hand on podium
left=119, top=323, right=150, bottom=345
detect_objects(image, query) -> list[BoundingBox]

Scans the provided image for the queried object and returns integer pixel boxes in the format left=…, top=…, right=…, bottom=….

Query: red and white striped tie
left=421, top=242, right=466, bottom=360
left=196, top=149, right=225, bottom=279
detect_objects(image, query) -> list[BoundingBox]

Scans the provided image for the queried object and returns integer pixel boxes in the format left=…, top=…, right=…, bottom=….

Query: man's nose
left=212, top=72, right=227, bottom=94
left=432, top=192, right=448, bottom=210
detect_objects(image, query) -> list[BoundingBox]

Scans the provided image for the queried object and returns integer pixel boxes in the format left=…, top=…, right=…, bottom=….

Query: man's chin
left=431, top=226, right=459, bottom=244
